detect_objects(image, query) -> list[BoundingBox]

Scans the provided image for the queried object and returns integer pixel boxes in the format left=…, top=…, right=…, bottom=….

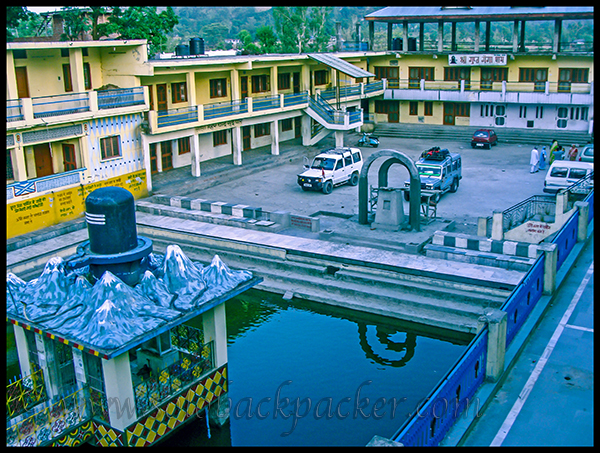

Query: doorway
left=242, top=126, right=251, bottom=151
left=33, top=143, right=54, bottom=178
left=443, top=103, right=456, bottom=125
left=161, top=141, right=173, bottom=171
left=156, top=84, right=168, bottom=112
left=15, top=67, right=30, bottom=98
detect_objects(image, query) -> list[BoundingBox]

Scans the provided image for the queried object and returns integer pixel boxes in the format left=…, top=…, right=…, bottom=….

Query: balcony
left=384, top=78, right=593, bottom=105
left=146, top=81, right=385, bottom=135
left=6, top=87, right=149, bottom=131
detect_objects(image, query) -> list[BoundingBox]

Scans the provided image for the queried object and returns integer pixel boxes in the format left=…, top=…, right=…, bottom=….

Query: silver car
left=578, top=144, right=594, bottom=163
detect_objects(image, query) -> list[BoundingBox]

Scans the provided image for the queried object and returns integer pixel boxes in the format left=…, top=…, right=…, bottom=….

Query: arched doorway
left=358, top=149, right=421, bottom=231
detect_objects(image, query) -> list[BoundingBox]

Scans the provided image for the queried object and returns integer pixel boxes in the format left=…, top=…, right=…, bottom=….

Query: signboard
left=448, top=54, right=507, bottom=66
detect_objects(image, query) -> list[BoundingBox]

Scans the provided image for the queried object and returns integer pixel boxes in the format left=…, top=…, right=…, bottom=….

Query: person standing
left=530, top=146, right=540, bottom=173
left=549, top=139, right=559, bottom=165
left=539, top=146, right=547, bottom=170
left=568, top=144, right=579, bottom=161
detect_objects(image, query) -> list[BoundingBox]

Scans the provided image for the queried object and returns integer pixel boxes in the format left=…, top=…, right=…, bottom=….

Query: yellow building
left=6, top=40, right=152, bottom=237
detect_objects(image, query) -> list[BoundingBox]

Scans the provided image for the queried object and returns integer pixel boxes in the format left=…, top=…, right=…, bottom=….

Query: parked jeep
left=297, top=147, right=363, bottom=194
left=404, top=147, right=462, bottom=203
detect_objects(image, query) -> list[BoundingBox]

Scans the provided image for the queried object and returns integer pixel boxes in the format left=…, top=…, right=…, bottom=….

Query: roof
left=365, top=6, right=594, bottom=22
left=308, top=53, right=375, bottom=79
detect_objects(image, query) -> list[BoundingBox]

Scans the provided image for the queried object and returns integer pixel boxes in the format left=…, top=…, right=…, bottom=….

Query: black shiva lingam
left=66, top=186, right=153, bottom=286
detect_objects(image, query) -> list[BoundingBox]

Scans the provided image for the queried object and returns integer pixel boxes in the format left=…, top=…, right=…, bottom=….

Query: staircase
left=374, top=123, right=592, bottom=146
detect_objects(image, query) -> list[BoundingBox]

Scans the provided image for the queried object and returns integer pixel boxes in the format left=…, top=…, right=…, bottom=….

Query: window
left=172, top=82, right=187, bottom=103
left=519, top=68, right=547, bottom=92
left=409, top=67, right=434, bottom=88
left=536, top=106, right=544, bottom=119
left=281, top=118, right=293, bottom=131
left=374, top=66, right=400, bottom=86
left=251, top=74, right=270, bottom=93
left=519, top=106, right=527, bottom=118
left=352, top=151, right=362, bottom=164
left=481, top=104, right=494, bottom=117
left=344, top=154, right=352, bottom=166
left=314, top=70, right=329, bottom=86
left=424, top=101, right=433, bottom=116
left=83, top=62, right=92, bottom=90
left=335, top=159, right=343, bottom=170
left=62, top=64, right=73, bottom=92
left=7, top=150, right=14, bottom=180
left=278, top=73, right=291, bottom=90
left=455, top=103, right=470, bottom=117
left=210, top=78, right=227, bottom=98
left=444, top=67, right=471, bottom=89
left=178, top=137, right=190, bottom=154
left=254, top=123, right=270, bottom=137
left=558, top=68, right=589, bottom=92
left=63, top=144, right=77, bottom=171
left=480, top=68, right=507, bottom=89
left=100, top=136, right=121, bottom=159
left=213, top=130, right=227, bottom=146
left=409, top=101, right=418, bottom=116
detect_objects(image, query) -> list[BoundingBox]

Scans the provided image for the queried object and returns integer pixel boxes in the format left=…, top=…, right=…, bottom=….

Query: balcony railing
left=203, top=99, right=248, bottom=121
left=97, top=87, right=145, bottom=110
left=32, top=92, right=90, bottom=119
left=157, top=106, right=198, bottom=128
left=7, top=87, right=148, bottom=128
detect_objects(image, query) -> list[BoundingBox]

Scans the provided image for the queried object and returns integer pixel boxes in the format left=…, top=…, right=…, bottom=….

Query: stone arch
left=358, top=149, right=421, bottom=231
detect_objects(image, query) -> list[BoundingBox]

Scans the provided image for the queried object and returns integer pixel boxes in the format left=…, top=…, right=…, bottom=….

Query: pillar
left=537, top=243, right=558, bottom=295
left=271, top=121, right=279, bottom=156
left=575, top=201, right=589, bottom=242
left=102, top=354, right=136, bottom=431
left=477, top=309, right=507, bottom=383
left=474, top=20, right=480, bottom=52
left=232, top=126, right=242, bottom=165
left=12, top=325, right=32, bottom=378
left=141, top=134, right=153, bottom=193
left=334, top=130, right=344, bottom=148
left=485, top=21, right=491, bottom=52
left=301, top=113, right=312, bottom=147
left=190, top=133, right=201, bottom=177
left=477, top=216, right=488, bottom=237
left=512, top=20, right=519, bottom=53
left=437, top=21, right=444, bottom=53
left=553, top=19, right=562, bottom=53
left=387, top=23, right=393, bottom=51
left=186, top=70, right=196, bottom=106
left=203, top=305, right=228, bottom=369
left=402, top=21, right=408, bottom=52
left=491, top=210, right=504, bottom=241
left=368, top=21, right=375, bottom=51
left=69, top=48, right=85, bottom=93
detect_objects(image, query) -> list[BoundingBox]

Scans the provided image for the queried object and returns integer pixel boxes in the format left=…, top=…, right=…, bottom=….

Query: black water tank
left=175, top=44, right=189, bottom=56
left=85, top=187, right=137, bottom=255
left=190, top=37, right=204, bottom=55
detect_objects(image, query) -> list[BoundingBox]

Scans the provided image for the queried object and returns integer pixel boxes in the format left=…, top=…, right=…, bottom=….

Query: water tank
left=85, top=187, right=138, bottom=255
left=175, top=44, right=189, bottom=56
left=190, top=37, right=204, bottom=55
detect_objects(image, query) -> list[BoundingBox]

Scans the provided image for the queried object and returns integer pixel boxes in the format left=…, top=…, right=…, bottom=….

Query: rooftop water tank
left=190, top=37, right=204, bottom=55
left=175, top=44, right=189, bottom=56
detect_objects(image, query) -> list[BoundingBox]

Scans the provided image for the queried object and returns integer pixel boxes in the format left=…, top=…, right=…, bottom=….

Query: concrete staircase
left=373, top=123, right=592, bottom=147
left=141, top=224, right=515, bottom=334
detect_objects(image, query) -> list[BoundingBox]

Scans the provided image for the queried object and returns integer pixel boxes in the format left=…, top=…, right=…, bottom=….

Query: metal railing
left=32, top=92, right=89, bottom=119
left=97, top=87, right=145, bottom=110
left=203, top=99, right=248, bottom=121
left=7, top=99, right=23, bottom=122
left=157, top=105, right=198, bottom=128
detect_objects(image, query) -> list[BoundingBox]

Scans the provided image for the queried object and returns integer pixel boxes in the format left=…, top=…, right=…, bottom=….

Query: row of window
left=375, top=66, right=590, bottom=91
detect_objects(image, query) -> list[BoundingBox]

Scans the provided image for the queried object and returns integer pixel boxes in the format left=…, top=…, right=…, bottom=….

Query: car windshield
left=417, top=164, right=441, bottom=177
left=474, top=131, right=489, bottom=138
left=311, top=157, right=335, bottom=171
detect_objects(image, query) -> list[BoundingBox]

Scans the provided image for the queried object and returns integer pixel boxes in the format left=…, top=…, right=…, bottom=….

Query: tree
left=256, top=25, right=278, bottom=53
left=273, top=7, right=333, bottom=54
left=100, top=7, right=179, bottom=55
left=238, top=29, right=261, bottom=55
left=60, top=7, right=92, bottom=41
left=6, top=6, right=32, bottom=40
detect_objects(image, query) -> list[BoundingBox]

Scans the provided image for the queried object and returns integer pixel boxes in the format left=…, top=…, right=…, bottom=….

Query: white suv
left=297, top=147, right=363, bottom=194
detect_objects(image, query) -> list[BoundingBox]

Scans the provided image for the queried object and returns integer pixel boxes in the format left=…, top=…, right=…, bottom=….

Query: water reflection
left=161, top=289, right=471, bottom=447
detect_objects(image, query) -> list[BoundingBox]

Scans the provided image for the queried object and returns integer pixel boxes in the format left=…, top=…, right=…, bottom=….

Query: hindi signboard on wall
left=448, top=54, right=507, bottom=66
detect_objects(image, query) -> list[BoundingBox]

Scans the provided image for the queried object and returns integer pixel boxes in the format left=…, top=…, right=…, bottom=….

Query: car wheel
left=450, top=178, right=458, bottom=193
left=349, top=172, right=359, bottom=186
left=301, top=186, right=310, bottom=191
left=322, top=180, right=333, bottom=194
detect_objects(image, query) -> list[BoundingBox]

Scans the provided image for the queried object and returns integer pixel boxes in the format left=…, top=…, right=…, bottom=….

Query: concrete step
left=424, top=244, right=536, bottom=271
left=372, top=124, right=591, bottom=146
left=135, top=200, right=285, bottom=233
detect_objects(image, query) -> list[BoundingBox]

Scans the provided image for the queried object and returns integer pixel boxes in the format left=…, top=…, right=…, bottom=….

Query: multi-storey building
left=6, top=7, right=593, bottom=239
left=6, top=39, right=152, bottom=237
left=363, top=6, right=594, bottom=134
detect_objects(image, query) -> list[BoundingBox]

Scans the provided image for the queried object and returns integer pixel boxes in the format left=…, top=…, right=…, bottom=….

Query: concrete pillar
left=402, top=21, right=408, bottom=52
left=186, top=70, right=196, bottom=106
left=334, top=130, right=344, bottom=148
left=437, top=21, right=444, bottom=53
left=555, top=191, right=568, bottom=219
left=301, top=113, right=312, bottom=147
left=102, top=354, right=136, bottom=431
left=203, top=304, right=228, bottom=369
left=368, top=21, right=375, bottom=51
left=575, top=201, right=589, bottom=242
left=387, top=23, right=393, bottom=51
left=537, top=243, right=558, bottom=295
left=477, top=309, right=507, bottom=383
left=232, top=126, right=243, bottom=165
left=190, top=133, right=201, bottom=177
left=477, top=216, right=488, bottom=237
left=69, top=48, right=85, bottom=93
left=141, top=134, right=153, bottom=193
left=474, top=20, right=480, bottom=52
left=12, top=325, right=32, bottom=378
left=553, top=19, right=562, bottom=53
left=512, top=20, right=519, bottom=53
left=491, top=210, right=504, bottom=241
left=271, top=121, right=279, bottom=156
